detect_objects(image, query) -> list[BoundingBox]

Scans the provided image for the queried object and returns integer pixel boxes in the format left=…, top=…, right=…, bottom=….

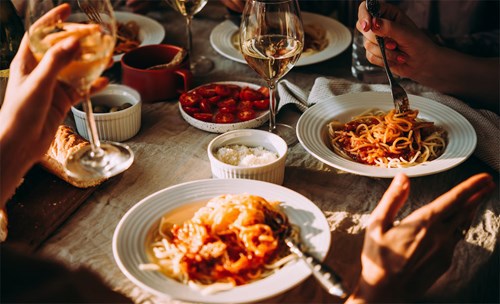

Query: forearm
left=417, top=46, right=499, bottom=112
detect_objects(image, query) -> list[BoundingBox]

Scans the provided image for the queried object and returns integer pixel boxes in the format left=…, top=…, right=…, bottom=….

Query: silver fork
left=366, top=0, right=410, bottom=113
left=78, top=0, right=103, bottom=23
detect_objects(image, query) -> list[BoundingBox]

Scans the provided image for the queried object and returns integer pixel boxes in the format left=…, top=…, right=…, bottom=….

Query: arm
left=346, top=173, right=495, bottom=303
left=0, top=4, right=108, bottom=205
left=357, top=1, right=499, bottom=112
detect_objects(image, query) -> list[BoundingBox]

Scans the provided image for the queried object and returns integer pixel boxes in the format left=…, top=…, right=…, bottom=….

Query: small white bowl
left=207, top=129, right=288, bottom=185
left=71, top=84, right=141, bottom=142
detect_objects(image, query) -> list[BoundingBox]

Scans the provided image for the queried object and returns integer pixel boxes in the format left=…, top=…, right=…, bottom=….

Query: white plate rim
left=112, top=178, right=331, bottom=303
left=179, top=81, right=270, bottom=133
left=296, top=92, right=477, bottom=178
left=113, top=11, right=165, bottom=62
left=209, top=11, right=352, bottom=67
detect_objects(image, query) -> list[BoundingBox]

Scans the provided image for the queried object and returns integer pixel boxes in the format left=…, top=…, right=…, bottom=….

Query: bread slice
left=39, top=125, right=107, bottom=188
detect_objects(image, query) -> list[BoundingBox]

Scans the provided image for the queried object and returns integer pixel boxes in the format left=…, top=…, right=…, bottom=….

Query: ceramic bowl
left=207, top=129, right=288, bottom=185
left=71, top=84, right=141, bottom=142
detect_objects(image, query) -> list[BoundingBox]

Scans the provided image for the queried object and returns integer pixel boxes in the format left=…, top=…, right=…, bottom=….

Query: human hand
left=220, top=0, right=245, bottom=13
left=356, top=1, right=440, bottom=81
left=347, top=173, right=495, bottom=303
left=0, top=4, right=108, bottom=203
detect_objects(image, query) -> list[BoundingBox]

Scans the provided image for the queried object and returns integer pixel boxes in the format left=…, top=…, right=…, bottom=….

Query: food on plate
left=114, top=21, right=140, bottom=55
left=215, top=144, right=278, bottom=167
left=327, top=109, right=447, bottom=168
left=179, top=83, right=269, bottom=124
left=231, top=22, right=327, bottom=57
left=139, top=194, right=297, bottom=294
left=39, top=125, right=108, bottom=188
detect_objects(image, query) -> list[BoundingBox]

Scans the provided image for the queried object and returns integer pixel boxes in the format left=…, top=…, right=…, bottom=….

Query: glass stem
left=185, top=15, right=193, bottom=68
left=81, top=91, right=104, bottom=159
left=268, top=80, right=278, bottom=132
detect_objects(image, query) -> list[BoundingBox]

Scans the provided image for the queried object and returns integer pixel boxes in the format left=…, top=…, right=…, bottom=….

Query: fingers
left=30, top=3, right=71, bottom=30
left=30, top=37, right=80, bottom=91
left=369, top=173, right=410, bottom=231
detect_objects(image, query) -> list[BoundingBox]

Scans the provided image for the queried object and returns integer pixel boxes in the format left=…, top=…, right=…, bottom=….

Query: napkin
left=278, top=76, right=499, bottom=172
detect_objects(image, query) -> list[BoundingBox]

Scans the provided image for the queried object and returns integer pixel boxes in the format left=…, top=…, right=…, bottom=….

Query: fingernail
left=373, top=18, right=381, bottom=30
left=362, top=20, right=368, bottom=32
left=386, top=40, right=397, bottom=50
left=397, top=55, right=407, bottom=63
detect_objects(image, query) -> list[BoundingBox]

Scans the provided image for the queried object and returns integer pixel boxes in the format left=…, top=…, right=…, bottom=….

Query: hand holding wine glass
left=240, top=0, right=304, bottom=145
left=25, top=0, right=134, bottom=182
left=164, top=0, right=214, bottom=75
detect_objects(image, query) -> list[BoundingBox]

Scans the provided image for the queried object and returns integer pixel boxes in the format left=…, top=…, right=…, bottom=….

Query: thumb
left=30, top=37, right=80, bottom=89
left=369, top=173, right=410, bottom=231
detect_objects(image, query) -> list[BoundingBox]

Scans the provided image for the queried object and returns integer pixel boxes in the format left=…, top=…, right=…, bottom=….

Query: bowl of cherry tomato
left=178, top=81, right=270, bottom=133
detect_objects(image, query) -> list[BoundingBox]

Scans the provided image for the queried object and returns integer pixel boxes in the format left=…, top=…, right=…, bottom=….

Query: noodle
left=114, top=21, right=140, bottom=55
left=140, top=194, right=297, bottom=294
left=327, top=109, right=447, bottom=168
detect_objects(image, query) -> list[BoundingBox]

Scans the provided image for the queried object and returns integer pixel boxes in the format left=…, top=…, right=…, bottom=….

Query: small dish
left=71, top=84, right=141, bottom=142
left=207, top=129, right=287, bottom=185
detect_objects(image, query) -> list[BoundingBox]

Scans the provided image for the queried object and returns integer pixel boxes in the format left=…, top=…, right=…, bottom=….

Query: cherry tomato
left=179, top=92, right=201, bottom=107
left=214, top=112, right=235, bottom=124
left=214, top=84, right=231, bottom=97
left=258, top=86, right=270, bottom=98
left=240, top=87, right=264, bottom=101
left=237, top=109, right=256, bottom=121
left=195, top=84, right=217, bottom=98
left=182, top=106, right=200, bottom=116
left=217, top=98, right=237, bottom=109
left=199, top=99, right=213, bottom=113
left=207, top=95, right=221, bottom=104
left=219, top=106, right=237, bottom=114
left=237, top=100, right=254, bottom=111
left=253, top=99, right=270, bottom=110
left=193, top=113, right=213, bottom=122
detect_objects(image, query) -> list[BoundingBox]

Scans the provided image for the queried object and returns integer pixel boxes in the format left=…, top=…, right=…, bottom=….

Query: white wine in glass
left=164, top=0, right=213, bottom=75
left=240, top=0, right=304, bottom=145
left=26, top=0, right=134, bottom=181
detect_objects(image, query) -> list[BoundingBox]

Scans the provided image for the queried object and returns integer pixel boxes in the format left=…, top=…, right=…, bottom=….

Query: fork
left=78, top=0, right=103, bottom=23
left=366, top=0, right=410, bottom=113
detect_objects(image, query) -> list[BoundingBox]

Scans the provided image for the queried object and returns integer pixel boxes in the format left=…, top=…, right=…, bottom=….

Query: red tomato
left=195, top=84, right=217, bottom=98
left=179, top=92, right=201, bottom=107
left=258, top=86, right=270, bottom=98
left=199, top=99, right=213, bottom=113
left=217, top=98, right=237, bottom=109
left=240, top=87, right=264, bottom=101
left=207, top=95, right=221, bottom=104
left=237, top=109, right=256, bottom=121
left=182, top=106, right=200, bottom=116
left=193, top=113, right=213, bottom=122
left=219, top=106, right=237, bottom=114
left=253, top=99, right=270, bottom=110
left=214, top=112, right=235, bottom=124
left=214, top=84, right=232, bottom=97
left=237, top=100, right=254, bottom=111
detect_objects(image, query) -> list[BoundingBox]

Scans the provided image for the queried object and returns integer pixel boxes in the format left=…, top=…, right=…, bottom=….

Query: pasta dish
left=114, top=21, right=140, bottom=55
left=327, top=109, right=447, bottom=168
left=140, top=194, right=297, bottom=294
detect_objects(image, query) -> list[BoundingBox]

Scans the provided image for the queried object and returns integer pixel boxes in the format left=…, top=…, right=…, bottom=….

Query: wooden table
left=7, top=2, right=498, bottom=303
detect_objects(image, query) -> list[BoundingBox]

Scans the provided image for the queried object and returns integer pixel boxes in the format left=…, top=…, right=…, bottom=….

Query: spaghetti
left=140, top=194, right=297, bottom=294
left=114, top=21, right=140, bottom=55
left=327, top=109, right=447, bottom=168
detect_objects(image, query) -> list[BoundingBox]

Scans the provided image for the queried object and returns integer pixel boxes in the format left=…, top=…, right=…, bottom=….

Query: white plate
left=179, top=81, right=269, bottom=133
left=113, top=11, right=165, bottom=62
left=210, top=12, right=351, bottom=67
left=113, top=179, right=330, bottom=304
left=296, top=92, right=477, bottom=178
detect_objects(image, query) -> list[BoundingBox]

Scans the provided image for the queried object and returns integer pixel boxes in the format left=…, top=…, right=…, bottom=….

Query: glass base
left=191, top=56, right=214, bottom=75
left=65, top=142, right=134, bottom=181
left=271, top=123, right=297, bottom=146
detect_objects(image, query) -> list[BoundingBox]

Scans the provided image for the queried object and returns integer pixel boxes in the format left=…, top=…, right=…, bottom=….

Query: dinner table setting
left=5, top=1, right=499, bottom=303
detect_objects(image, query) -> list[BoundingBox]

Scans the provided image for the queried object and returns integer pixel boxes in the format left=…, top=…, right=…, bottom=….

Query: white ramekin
left=71, top=84, right=141, bottom=142
left=207, top=129, right=288, bottom=185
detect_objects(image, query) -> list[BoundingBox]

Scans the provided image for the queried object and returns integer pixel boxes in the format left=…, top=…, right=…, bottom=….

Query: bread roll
left=39, top=125, right=107, bottom=188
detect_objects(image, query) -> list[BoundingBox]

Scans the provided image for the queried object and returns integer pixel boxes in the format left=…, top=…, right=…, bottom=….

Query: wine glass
left=164, top=0, right=214, bottom=75
left=240, top=0, right=304, bottom=146
left=25, top=0, right=134, bottom=181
